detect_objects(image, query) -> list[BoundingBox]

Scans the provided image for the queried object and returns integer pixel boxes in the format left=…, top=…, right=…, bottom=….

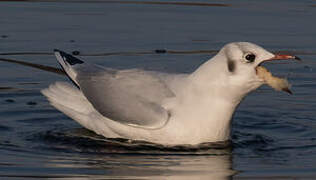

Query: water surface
left=0, top=0, right=316, bottom=179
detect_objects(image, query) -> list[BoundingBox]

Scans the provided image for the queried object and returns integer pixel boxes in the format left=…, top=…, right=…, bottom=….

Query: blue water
left=0, top=0, right=316, bottom=179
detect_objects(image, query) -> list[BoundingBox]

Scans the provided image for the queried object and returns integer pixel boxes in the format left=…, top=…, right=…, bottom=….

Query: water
left=0, top=0, right=316, bottom=179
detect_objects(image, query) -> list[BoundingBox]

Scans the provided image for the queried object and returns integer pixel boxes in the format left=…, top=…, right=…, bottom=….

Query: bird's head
left=218, top=42, right=300, bottom=95
left=191, top=42, right=300, bottom=102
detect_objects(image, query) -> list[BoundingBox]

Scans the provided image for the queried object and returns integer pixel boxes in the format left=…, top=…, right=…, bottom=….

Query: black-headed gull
left=42, top=42, right=299, bottom=145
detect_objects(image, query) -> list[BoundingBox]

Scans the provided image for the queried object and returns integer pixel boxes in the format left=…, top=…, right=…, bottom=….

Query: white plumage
left=42, top=42, right=298, bottom=145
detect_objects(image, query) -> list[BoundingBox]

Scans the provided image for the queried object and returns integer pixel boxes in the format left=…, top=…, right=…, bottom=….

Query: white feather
left=42, top=42, right=288, bottom=145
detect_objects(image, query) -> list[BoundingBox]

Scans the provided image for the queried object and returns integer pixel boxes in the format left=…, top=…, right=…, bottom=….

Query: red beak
left=268, top=54, right=301, bottom=61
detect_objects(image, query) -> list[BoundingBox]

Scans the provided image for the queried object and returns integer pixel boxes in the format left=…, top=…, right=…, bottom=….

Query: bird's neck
left=169, top=55, right=251, bottom=143
left=170, top=92, right=240, bottom=143
left=189, top=54, right=258, bottom=103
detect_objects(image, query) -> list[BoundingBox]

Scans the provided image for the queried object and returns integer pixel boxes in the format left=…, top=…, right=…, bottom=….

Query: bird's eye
left=244, top=53, right=256, bottom=63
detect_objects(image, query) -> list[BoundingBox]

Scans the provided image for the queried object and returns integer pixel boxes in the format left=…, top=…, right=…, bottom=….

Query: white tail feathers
left=41, top=82, right=95, bottom=128
left=41, top=82, right=91, bottom=113
left=41, top=82, right=120, bottom=138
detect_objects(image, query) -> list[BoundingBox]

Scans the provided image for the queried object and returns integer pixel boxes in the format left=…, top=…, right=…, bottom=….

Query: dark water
left=1, top=0, right=316, bottom=179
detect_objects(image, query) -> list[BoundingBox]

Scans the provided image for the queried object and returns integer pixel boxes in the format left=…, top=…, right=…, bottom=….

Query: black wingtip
left=294, top=56, right=302, bottom=61
left=54, top=49, right=60, bottom=52
left=54, top=49, right=84, bottom=65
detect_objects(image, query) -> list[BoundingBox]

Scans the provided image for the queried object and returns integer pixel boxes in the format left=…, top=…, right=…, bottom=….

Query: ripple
left=0, top=125, right=12, bottom=132
left=0, top=87, right=22, bottom=92
left=30, top=129, right=232, bottom=155
left=17, top=116, right=62, bottom=124
left=233, top=131, right=274, bottom=149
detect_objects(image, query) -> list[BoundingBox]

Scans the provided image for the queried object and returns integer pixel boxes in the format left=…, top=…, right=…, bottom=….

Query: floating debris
left=155, top=49, right=167, bottom=54
left=5, top=99, right=15, bottom=103
left=27, top=101, right=37, bottom=105
left=72, top=51, right=80, bottom=55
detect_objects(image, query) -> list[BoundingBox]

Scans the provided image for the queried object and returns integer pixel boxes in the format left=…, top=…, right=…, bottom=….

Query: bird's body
left=42, top=42, right=298, bottom=145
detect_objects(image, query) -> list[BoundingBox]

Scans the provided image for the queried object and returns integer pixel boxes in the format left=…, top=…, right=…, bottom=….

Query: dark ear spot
left=227, top=59, right=235, bottom=73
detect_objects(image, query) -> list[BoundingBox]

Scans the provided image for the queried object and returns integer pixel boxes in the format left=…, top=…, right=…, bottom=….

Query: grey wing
left=76, top=67, right=175, bottom=129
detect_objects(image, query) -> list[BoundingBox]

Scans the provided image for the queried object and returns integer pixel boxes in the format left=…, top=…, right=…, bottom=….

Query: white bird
left=42, top=42, right=299, bottom=145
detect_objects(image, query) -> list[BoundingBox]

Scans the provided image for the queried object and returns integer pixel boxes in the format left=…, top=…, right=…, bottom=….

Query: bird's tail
left=41, top=82, right=95, bottom=129
left=41, top=81, right=119, bottom=137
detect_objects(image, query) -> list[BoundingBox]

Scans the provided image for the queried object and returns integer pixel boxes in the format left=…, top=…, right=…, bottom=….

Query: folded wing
left=54, top=50, right=174, bottom=129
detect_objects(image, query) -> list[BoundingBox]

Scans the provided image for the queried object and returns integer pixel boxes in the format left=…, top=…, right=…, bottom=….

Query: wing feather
left=76, top=67, right=174, bottom=129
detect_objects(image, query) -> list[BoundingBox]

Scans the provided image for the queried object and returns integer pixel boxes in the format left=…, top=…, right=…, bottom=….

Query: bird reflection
left=44, top=129, right=236, bottom=180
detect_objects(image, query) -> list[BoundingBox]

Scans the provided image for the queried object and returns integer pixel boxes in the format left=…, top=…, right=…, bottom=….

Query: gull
left=42, top=42, right=299, bottom=145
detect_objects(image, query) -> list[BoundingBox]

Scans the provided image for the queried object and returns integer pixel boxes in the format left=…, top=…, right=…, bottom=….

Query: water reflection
left=0, top=129, right=236, bottom=179
left=18, top=129, right=234, bottom=179
left=46, top=150, right=235, bottom=179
